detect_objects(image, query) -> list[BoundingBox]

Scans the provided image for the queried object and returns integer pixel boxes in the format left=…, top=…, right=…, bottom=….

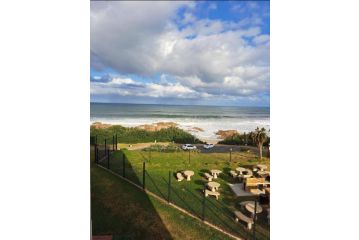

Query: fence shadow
left=91, top=147, right=173, bottom=240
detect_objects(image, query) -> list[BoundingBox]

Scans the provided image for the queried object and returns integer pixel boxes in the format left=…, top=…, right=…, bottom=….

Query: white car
left=203, top=143, right=214, bottom=149
left=182, top=144, right=197, bottom=150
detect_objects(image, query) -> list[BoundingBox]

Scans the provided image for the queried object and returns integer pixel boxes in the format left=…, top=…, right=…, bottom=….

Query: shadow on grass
left=194, top=179, right=206, bottom=186
left=91, top=148, right=173, bottom=240
left=94, top=147, right=269, bottom=240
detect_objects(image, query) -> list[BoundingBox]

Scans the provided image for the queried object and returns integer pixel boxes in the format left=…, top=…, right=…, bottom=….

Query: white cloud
left=182, top=12, right=196, bottom=24
left=111, top=77, right=135, bottom=85
left=253, top=34, right=270, bottom=45
left=208, top=3, right=217, bottom=10
left=91, top=1, right=269, bottom=104
left=91, top=76, right=211, bottom=99
left=231, top=4, right=241, bottom=12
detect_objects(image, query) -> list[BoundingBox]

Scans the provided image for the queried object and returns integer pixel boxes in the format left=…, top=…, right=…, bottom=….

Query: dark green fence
left=93, top=138, right=269, bottom=240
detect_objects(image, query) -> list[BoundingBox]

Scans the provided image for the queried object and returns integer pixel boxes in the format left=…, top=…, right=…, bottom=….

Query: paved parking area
left=186, top=144, right=269, bottom=155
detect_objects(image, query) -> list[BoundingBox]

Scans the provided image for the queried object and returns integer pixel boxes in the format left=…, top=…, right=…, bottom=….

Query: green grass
left=91, top=149, right=234, bottom=240
left=102, top=148, right=270, bottom=240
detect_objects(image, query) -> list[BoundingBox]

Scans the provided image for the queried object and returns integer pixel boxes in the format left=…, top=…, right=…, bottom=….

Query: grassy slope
left=105, top=150, right=270, bottom=240
left=91, top=150, right=233, bottom=240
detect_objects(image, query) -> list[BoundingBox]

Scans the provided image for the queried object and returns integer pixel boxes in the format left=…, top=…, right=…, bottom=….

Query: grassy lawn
left=99, top=147, right=270, bottom=240
left=91, top=149, right=234, bottom=240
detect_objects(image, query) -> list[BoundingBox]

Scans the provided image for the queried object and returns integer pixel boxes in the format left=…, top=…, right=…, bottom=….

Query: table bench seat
left=234, top=211, right=254, bottom=229
left=204, top=189, right=220, bottom=200
left=204, top=172, right=213, bottom=181
left=176, top=172, right=184, bottom=182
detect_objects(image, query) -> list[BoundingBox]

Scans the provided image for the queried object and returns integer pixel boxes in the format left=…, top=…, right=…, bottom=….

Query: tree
left=251, top=127, right=268, bottom=160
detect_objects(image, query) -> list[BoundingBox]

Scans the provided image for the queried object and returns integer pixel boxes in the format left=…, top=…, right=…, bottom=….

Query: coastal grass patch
left=91, top=150, right=234, bottom=240
left=107, top=149, right=270, bottom=240
left=91, top=125, right=203, bottom=144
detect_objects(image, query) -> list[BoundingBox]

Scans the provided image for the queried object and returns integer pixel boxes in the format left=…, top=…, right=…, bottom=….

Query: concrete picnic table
left=210, top=169, right=222, bottom=179
left=207, top=181, right=220, bottom=192
left=182, top=170, right=194, bottom=181
left=235, top=167, right=247, bottom=174
left=257, top=164, right=268, bottom=171
left=245, top=202, right=263, bottom=216
left=240, top=169, right=253, bottom=180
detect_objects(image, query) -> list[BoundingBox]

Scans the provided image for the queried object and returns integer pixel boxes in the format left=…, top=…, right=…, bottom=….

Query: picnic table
left=183, top=170, right=194, bottom=181
left=207, top=181, right=220, bottom=192
left=245, top=202, right=263, bottom=216
left=235, top=167, right=247, bottom=174
left=257, top=164, right=268, bottom=171
left=210, top=169, right=222, bottom=179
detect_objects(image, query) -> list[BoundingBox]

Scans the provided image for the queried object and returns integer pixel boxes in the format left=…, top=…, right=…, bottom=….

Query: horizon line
left=90, top=101, right=270, bottom=108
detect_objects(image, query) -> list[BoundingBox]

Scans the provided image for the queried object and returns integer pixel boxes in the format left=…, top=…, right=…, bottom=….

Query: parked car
left=182, top=144, right=197, bottom=150
left=203, top=143, right=214, bottom=149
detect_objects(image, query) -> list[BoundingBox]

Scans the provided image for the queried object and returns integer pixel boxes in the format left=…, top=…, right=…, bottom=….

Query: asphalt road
left=180, top=144, right=269, bottom=155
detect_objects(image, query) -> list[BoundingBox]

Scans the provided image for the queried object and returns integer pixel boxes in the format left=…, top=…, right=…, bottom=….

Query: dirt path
left=117, top=142, right=170, bottom=150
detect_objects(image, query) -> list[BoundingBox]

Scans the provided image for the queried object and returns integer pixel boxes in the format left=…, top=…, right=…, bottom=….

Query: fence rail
left=93, top=138, right=269, bottom=240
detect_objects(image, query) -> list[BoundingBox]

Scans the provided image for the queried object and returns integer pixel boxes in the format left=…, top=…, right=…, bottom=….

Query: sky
left=90, top=1, right=270, bottom=106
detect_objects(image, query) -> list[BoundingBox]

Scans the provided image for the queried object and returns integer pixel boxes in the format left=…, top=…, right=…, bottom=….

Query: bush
left=90, top=125, right=204, bottom=144
left=143, top=143, right=181, bottom=153
left=218, top=131, right=270, bottom=146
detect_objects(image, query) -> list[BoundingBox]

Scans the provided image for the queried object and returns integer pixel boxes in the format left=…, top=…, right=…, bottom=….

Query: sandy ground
left=203, top=139, right=220, bottom=144
left=117, top=142, right=171, bottom=150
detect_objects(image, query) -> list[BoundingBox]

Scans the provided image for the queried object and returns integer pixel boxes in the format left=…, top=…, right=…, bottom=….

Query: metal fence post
left=94, top=144, right=97, bottom=163
left=168, top=171, right=171, bottom=203
left=253, top=200, right=257, bottom=240
left=96, top=148, right=99, bottom=164
left=107, top=149, right=110, bottom=169
left=202, top=185, right=206, bottom=221
left=122, top=152, right=125, bottom=177
left=115, top=134, right=118, bottom=150
left=189, top=150, right=191, bottom=164
left=112, top=135, right=115, bottom=151
left=105, top=138, right=107, bottom=152
left=142, top=162, right=146, bottom=190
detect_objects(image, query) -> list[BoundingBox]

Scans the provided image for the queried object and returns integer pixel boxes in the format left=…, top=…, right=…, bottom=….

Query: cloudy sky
left=91, top=1, right=269, bottom=106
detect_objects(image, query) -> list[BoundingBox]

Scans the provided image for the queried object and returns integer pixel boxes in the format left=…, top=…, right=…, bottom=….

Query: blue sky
left=90, top=1, right=270, bottom=106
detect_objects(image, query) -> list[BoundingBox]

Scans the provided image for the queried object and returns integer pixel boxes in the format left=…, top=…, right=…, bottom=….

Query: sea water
left=90, top=103, right=270, bottom=141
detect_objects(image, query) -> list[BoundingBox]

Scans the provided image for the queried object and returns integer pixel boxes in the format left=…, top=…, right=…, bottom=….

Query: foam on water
left=90, top=117, right=269, bottom=142
left=90, top=103, right=270, bottom=142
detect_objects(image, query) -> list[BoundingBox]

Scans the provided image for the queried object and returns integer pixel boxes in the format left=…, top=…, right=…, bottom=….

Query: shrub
left=143, top=143, right=181, bottom=153
left=218, top=131, right=270, bottom=146
left=90, top=125, right=204, bottom=144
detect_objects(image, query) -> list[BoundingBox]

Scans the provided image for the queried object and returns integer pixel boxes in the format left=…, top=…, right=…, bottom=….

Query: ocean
left=90, top=103, right=270, bottom=141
